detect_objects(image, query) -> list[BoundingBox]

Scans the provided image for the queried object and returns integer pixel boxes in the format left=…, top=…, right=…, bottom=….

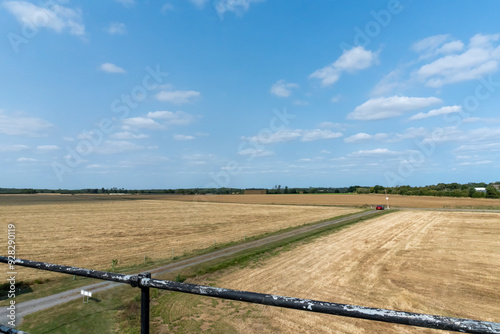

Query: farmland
left=0, top=197, right=360, bottom=282
left=160, top=193, right=500, bottom=209
left=153, top=210, right=500, bottom=333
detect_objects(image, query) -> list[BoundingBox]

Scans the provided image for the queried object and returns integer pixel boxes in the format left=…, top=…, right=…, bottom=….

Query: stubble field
left=156, top=210, right=500, bottom=333
left=0, top=197, right=360, bottom=282
left=161, top=193, right=500, bottom=209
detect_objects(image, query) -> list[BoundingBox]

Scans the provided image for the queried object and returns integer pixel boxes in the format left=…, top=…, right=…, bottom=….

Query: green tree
left=486, top=185, right=499, bottom=199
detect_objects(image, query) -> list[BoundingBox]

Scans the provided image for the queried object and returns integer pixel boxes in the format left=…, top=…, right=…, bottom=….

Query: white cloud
left=415, top=33, right=500, bottom=87
left=173, top=134, right=195, bottom=141
left=455, top=142, right=500, bottom=153
left=147, top=111, right=195, bottom=125
left=156, top=90, right=200, bottom=104
left=344, top=132, right=388, bottom=143
left=238, top=148, right=274, bottom=157
left=344, top=127, right=428, bottom=144
left=93, top=140, right=145, bottom=155
left=411, top=34, right=450, bottom=54
left=105, top=22, right=126, bottom=35
left=17, top=157, right=38, bottom=162
left=370, top=70, right=405, bottom=96
left=270, top=80, right=298, bottom=97
left=331, top=95, right=341, bottom=103
left=244, top=128, right=342, bottom=144
left=347, top=95, right=442, bottom=121
left=409, top=105, right=462, bottom=121
left=215, top=0, right=264, bottom=17
left=3, top=1, right=84, bottom=35
left=110, top=132, right=149, bottom=139
left=436, top=40, right=464, bottom=54
left=0, top=110, right=53, bottom=136
left=122, top=117, right=163, bottom=129
left=300, top=129, right=342, bottom=142
left=100, top=63, right=126, bottom=74
left=349, top=148, right=407, bottom=157
left=0, top=144, right=29, bottom=152
left=35, top=145, right=59, bottom=152
left=318, top=122, right=346, bottom=129
left=310, top=46, right=378, bottom=86
left=458, top=160, right=493, bottom=166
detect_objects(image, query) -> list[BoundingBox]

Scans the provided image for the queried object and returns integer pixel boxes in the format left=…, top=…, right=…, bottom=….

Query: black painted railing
left=1, top=257, right=499, bottom=334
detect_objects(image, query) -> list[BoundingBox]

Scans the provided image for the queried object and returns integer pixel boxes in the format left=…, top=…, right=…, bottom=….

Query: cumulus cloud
left=105, top=22, right=126, bottom=35
left=344, top=133, right=388, bottom=143
left=173, top=134, right=195, bottom=141
left=415, top=33, right=500, bottom=87
left=121, top=110, right=196, bottom=131
left=238, top=148, right=274, bottom=157
left=347, top=95, right=442, bottom=121
left=35, top=145, right=59, bottom=152
left=17, top=157, right=38, bottom=162
left=0, top=110, right=53, bottom=136
left=147, top=111, right=195, bottom=125
left=244, top=129, right=342, bottom=145
left=409, top=105, right=462, bottom=121
left=310, top=46, right=378, bottom=86
left=3, top=1, right=84, bottom=35
left=349, top=148, right=411, bottom=157
left=110, top=132, right=149, bottom=139
left=156, top=90, right=200, bottom=104
left=270, top=80, right=298, bottom=97
left=122, top=117, right=163, bottom=129
left=100, top=63, right=126, bottom=74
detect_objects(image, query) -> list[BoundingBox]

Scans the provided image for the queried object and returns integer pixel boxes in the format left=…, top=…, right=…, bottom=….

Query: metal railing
left=0, top=324, right=27, bottom=334
left=1, top=256, right=499, bottom=334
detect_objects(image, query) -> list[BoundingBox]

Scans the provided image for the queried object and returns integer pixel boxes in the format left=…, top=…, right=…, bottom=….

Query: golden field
left=3, top=193, right=500, bottom=209
left=0, top=198, right=360, bottom=281
left=161, top=193, right=500, bottom=209
left=159, top=210, right=500, bottom=333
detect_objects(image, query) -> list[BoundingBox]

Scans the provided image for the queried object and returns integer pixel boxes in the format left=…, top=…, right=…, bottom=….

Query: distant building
left=493, top=184, right=500, bottom=191
left=475, top=187, right=487, bottom=193
left=244, top=189, right=267, bottom=195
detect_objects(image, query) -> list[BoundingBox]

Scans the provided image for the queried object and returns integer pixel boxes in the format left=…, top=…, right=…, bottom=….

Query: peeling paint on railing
left=1, top=256, right=499, bottom=334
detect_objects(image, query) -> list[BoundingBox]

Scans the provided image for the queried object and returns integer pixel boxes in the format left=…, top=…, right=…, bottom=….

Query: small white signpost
left=81, top=290, right=92, bottom=303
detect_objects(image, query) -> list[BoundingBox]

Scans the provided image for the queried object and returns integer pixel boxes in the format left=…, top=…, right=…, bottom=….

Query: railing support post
left=138, top=273, right=151, bottom=334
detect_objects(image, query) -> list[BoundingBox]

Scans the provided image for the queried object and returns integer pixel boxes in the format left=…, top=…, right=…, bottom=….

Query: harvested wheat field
left=159, top=210, right=500, bottom=333
left=0, top=199, right=359, bottom=282
left=162, top=193, right=500, bottom=209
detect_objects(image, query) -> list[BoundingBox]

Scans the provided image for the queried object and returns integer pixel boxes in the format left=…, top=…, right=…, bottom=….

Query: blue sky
left=1, top=0, right=500, bottom=189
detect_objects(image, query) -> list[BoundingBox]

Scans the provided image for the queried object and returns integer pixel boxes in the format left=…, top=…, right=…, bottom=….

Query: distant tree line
left=355, top=182, right=500, bottom=199
left=1, top=182, right=499, bottom=198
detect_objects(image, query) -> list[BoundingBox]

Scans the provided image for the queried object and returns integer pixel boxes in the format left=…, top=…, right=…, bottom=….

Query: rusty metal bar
left=1, top=256, right=499, bottom=334
left=0, top=324, right=28, bottom=334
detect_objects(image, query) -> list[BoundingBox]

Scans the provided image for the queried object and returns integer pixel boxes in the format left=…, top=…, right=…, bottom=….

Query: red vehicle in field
left=375, top=205, right=385, bottom=210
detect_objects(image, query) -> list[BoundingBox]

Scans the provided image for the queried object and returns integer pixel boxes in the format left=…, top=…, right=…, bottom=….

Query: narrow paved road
left=1, top=210, right=381, bottom=326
